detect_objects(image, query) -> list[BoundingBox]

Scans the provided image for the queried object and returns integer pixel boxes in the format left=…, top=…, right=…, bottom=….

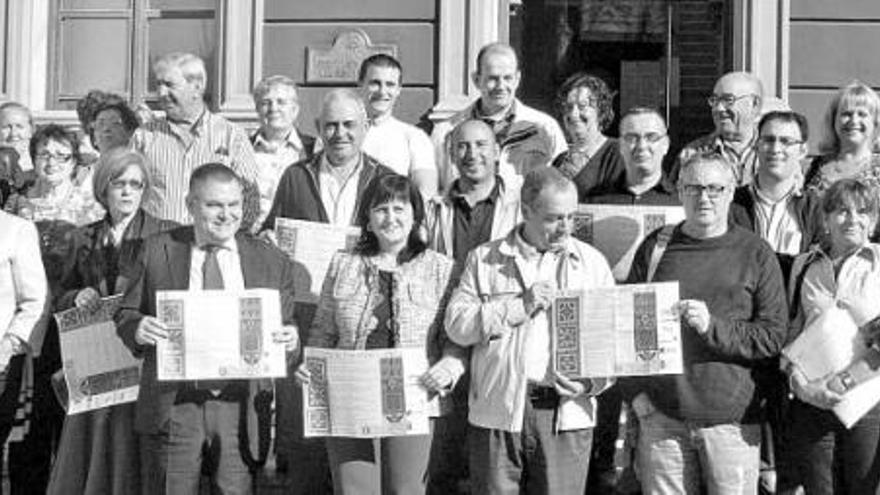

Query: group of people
left=1, top=37, right=880, bottom=495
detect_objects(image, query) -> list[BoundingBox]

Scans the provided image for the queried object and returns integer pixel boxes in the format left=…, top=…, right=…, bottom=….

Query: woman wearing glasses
left=5, top=124, right=104, bottom=226
left=804, top=81, right=880, bottom=196
left=47, top=148, right=176, bottom=495
left=551, top=72, right=625, bottom=201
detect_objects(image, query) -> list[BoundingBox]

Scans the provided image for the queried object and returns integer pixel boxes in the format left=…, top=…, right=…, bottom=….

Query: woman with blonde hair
left=804, top=81, right=880, bottom=194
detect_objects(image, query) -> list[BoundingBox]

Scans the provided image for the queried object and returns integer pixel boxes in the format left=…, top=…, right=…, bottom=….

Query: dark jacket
left=729, top=185, right=822, bottom=280
left=57, top=210, right=177, bottom=310
left=114, top=226, right=297, bottom=467
left=260, top=152, right=396, bottom=231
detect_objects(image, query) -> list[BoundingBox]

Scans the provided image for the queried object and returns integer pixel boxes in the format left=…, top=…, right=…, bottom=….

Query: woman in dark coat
left=47, top=148, right=176, bottom=495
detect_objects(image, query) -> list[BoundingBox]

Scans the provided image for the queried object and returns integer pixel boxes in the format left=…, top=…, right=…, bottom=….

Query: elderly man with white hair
left=133, top=52, right=259, bottom=227
left=250, top=75, right=316, bottom=228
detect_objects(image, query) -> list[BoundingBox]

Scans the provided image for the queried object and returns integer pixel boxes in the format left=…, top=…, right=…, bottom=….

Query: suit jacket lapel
left=164, top=228, right=194, bottom=290
left=238, top=235, right=265, bottom=289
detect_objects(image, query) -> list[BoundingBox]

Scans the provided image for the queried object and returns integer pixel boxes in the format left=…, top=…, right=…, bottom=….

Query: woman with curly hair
left=551, top=72, right=625, bottom=201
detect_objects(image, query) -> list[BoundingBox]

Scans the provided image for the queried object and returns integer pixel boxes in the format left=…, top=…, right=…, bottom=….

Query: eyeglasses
left=621, top=132, right=667, bottom=145
left=680, top=184, right=728, bottom=198
left=707, top=93, right=755, bottom=108
left=35, top=151, right=73, bottom=162
left=94, top=118, right=125, bottom=129
left=757, top=136, right=803, bottom=148
left=561, top=98, right=600, bottom=113
left=109, top=179, right=145, bottom=190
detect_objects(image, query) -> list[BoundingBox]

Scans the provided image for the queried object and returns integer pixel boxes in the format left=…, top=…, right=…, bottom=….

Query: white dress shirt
left=318, top=154, right=364, bottom=226
left=188, top=237, right=245, bottom=291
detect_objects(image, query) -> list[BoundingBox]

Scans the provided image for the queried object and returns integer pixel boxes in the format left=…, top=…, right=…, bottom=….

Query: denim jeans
left=780, top=399, right=880, bottom=495
left=636, top=405, right=760, bottom=495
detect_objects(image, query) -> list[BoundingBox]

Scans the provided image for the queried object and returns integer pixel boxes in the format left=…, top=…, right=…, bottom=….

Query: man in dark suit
left=116, top=162, right=299, bottom=495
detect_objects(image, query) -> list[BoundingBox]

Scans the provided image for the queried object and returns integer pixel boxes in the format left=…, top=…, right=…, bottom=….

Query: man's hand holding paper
left=134, top=316, right=168, bottom=346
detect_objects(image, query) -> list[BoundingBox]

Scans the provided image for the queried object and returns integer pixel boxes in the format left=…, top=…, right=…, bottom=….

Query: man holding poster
left=623, top=153, right=787, bottom=494
left=116, top=163, right=299, bottom=494
left=445, top=168, right=614, bottom=495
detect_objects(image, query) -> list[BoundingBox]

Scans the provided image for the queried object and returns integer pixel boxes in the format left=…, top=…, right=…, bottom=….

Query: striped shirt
left=132, top=110, right=258, bottom=224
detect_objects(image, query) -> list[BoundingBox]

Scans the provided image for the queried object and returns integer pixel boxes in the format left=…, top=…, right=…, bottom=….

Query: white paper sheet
left=573, top=204, right=685, bottom=281
left=783, top=306, right=865, bottom=382
left=551, top=281, right=682, bottom=378
left=155, top=289, right=286, bottom=380
left=55, top=295, right=140, bottom=414
left=274, top=218, right=361, bottom=303
left=302, top=347, right=438, bottom=438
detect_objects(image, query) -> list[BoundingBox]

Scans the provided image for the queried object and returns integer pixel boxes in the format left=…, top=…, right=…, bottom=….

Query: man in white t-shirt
left=358, top=54, right=438, bottom=196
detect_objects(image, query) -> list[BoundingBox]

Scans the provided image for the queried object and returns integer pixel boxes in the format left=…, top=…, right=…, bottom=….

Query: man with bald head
left=424, top=119, right=521, bottom=493
left=622, top=153, right=787, bottom=493
left=262, top=88, right=395, bottom=230
left=432, top=42, right=567, bottom=192
left=672, top=72, right=764, bottom=187
left=446, top=167, right=615, bottom=494
left=259, top=89, right=394, bottom=493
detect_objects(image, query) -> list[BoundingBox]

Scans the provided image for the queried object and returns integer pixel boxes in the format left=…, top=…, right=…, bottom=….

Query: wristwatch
left=837, top=370, right=857, bottom=392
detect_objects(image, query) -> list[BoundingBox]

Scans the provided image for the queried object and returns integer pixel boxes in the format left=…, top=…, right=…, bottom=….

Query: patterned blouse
left=803, top=153, right=880, bottom=195
left=6, top=178, right=105, bottom=227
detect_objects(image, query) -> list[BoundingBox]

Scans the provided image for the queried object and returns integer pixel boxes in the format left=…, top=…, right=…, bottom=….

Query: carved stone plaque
left=306, top=29, right=398, bottom=83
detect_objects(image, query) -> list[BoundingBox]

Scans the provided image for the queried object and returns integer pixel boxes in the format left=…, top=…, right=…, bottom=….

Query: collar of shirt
left=814, top=242, right=879, bottom=268
left=369, top=112, right=394, bottom=128
left=472, top=100, right=517, bottom=138
left=711, top=130, right=758, bottom=160
left=750, top=179, right=801, bottom=207
left=319, top=152, right=363, bottom=183
left=104, top=213, right=137, bottom=247
left=167, top=108, right=209, bottom=138
left=252, top=128, right=303, bottom=155
left=449, top=176, right=501, bottom=208
left=507, top=225, right=580, bottom=263
left=193, top=234, right=239, bottom=254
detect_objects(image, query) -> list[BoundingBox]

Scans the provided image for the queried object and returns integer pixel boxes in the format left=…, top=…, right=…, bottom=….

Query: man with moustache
left=116, top=163, right=299, bottom=494
left=623, top=153, right=787, bottom=494
left=133, top=52, right=259, bottom=226
left=445, top=167, right=614, bottom=495
left=424, top=119, right=521, bottom=493
left=250, top=75, right=316, bottom=229
left=671, top=72, right=764, bottom=186
left=358, top=54, right=438, bottom=196
left=589, top=107, right=678, bottom=206
left=432, top=42, right=567, bottom=191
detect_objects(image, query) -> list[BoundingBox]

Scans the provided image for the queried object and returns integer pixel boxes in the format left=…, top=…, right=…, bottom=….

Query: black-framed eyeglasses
left=680, top=184, right=728, bottom=198
left=757, top=136, right=803, bottom=148
left=621, top=133, right=667, bottom=145
left=35, top=151, right=73, bottom=162
left=707, top=93, right=755, bottom=108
